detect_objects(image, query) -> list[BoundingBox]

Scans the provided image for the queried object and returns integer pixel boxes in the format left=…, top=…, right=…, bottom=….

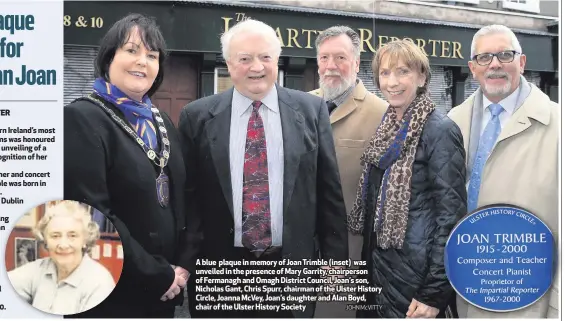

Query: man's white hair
left=470, top=24, right=523, bottom=59
left=220, top=18, right=282, bottom=61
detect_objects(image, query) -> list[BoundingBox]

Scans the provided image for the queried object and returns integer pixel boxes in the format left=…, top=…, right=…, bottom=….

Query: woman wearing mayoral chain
left=64, top=14, right=190, bottom=318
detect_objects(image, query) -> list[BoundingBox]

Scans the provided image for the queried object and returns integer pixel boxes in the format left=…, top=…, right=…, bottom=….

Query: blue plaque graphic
left=445, top=205, right=554, bottom=312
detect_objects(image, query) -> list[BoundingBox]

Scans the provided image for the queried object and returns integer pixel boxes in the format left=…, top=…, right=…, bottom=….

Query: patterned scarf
left=348, top=93, right=435, bottom=249
left=92, top=78, right=158, bottom=149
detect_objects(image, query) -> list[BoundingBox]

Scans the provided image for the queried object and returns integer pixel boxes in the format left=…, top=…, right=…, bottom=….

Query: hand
left=160, top=274, right=186, bottom=301
left=174, top=266, right=190, bottom=282
left=169, top=265, right=189, bottom=285
left=320, top=265, right=335, bottom=292
left=320, top=265, right=343, bottom=293
left=406, top=299, right=439, bottom=318
left=160, top=266, right=188, bottom=301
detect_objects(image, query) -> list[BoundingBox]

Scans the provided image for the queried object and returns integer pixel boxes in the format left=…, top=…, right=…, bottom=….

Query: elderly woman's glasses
left=472, top=50, right=521, bottom=66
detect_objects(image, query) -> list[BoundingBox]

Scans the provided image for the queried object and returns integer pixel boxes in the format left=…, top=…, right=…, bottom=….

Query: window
left=214, top=68, right=285, bottom=94
left=449, top=0, right=480, bottom=5
left=214, top=68, right=232, bottom=94
left=503, top=0, right=540, bottom=13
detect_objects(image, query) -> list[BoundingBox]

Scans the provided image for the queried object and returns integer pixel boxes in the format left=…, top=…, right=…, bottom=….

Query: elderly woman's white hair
left=220, top=18, right=282, bottom=61
left=470, top=24, right=523, bottom=59
left=34, top=201, right=100, bottom=255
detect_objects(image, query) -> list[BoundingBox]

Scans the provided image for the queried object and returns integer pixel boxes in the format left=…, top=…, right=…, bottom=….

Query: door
left=152, top=53, right=198, bottom=126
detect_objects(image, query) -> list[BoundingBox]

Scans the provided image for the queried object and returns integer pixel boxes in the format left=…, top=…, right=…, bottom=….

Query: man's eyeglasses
left=472, top=50, right=521, bottom=66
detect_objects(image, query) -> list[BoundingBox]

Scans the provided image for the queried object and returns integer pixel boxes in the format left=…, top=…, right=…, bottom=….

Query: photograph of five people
left=57, top=8, right=558, bottom=320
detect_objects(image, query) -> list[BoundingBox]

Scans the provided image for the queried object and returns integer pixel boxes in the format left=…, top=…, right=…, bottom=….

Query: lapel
left=467, top=94, right=484, bottom=176
left=162, top=116, right=184, bottom=230
left=452, top=95, right=473, bottom=156
left=276, top=85, right=305, bottom=217
left=458, top=78, right=547, bottom=172
left=449, top=93, right=476, bottom=177
left=496, top=78, right=547, bottom=143
left=329, top=81, right=367, bottom=124
left=205, top=88, right=234, bottom=217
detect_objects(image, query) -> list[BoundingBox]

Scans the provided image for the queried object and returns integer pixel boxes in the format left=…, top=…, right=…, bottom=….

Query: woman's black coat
left=63, top=95, right=189, bottom=317
left=359, top=109, right=467, bottom=318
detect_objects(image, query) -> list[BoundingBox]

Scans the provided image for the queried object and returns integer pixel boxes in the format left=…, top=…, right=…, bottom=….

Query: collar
left=233, top=85, right=279, bottom=116
left=482, top=84, right=520, bottom=115
left=330, top=79, right=359, bottom=106
left=352, top=79, right=369, bottom=100
left=44, top=255, right=92, bottom=288
left=519, top=84, right=551, bottom=126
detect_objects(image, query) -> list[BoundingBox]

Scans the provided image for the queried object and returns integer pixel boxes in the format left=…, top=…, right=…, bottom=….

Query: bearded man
left=309, top=25, right=387, bottom=318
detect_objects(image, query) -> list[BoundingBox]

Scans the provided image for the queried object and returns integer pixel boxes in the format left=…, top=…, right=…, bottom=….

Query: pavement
left=174, top=288, right=191, bottom=318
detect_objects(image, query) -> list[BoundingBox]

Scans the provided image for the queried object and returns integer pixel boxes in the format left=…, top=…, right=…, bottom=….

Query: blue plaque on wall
left=445, top=205, right=554, bottom=312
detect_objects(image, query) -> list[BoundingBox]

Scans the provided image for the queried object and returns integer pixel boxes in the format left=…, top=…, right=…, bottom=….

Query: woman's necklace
left=85, top=93, right=171, bottom=207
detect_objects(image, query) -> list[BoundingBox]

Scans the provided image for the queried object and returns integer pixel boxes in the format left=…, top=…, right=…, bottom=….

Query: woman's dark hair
left=94, top=13, right=167, bottom=98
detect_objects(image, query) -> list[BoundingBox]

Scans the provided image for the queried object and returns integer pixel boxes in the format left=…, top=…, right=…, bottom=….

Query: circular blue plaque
left=445, top=204, right=554, bottom=312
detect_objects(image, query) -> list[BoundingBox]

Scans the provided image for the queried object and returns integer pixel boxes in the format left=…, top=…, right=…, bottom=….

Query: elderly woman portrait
left=348, top=40, right=467, bottom=318
left=63, top=13, right=189, bottom=318
left=8, top=201, right=115, bottom=315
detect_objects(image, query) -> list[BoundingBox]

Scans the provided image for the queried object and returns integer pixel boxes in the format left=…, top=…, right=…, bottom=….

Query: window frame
left=502, top=0, right=540, bottom=14
left=450, top=0, right=480, bottom=5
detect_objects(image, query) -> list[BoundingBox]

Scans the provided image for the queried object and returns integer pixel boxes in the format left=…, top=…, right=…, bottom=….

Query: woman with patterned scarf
left=64, top=14, right=191, bottom=317
left=349, top=40, right=467, bottom=318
